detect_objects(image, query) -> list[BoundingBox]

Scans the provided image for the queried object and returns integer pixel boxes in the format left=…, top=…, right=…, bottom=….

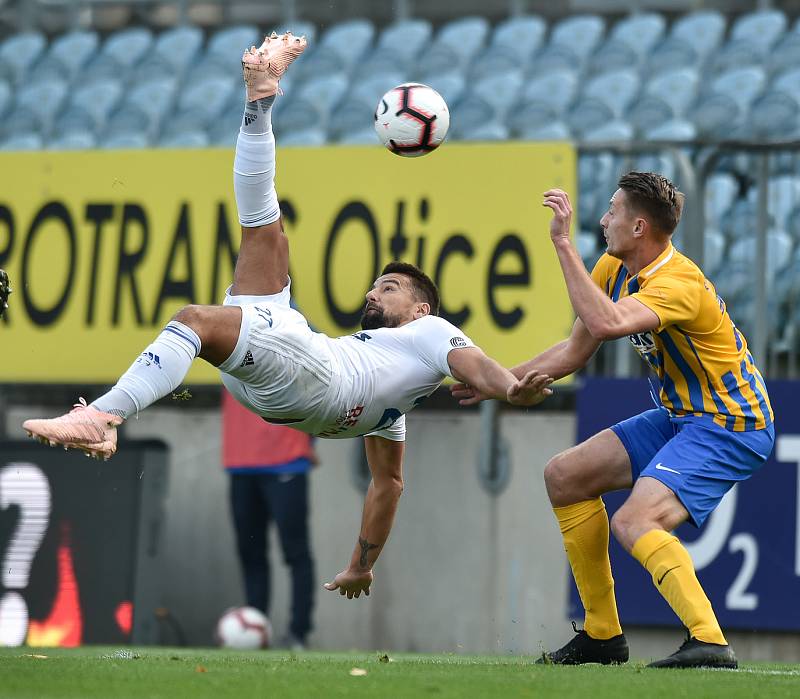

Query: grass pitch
left=1, top=647, right=799, bottom=699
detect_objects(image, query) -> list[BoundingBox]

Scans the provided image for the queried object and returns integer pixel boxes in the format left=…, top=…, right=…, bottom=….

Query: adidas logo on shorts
left=240, top=350, right=255, bottom=367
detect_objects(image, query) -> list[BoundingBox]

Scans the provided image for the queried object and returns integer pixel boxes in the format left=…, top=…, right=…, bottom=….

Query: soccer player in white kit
left=23, top=33, right=553, bottom=599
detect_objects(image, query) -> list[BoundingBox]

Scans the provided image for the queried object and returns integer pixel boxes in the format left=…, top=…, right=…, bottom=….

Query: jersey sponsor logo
left=318, top=405, right=364, bottom=437
left=449, top=336, right=468, bottom=348
left=628, top=330, right=655, bottom=356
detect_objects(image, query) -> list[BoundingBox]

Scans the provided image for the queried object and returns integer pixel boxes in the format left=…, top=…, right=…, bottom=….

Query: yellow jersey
left=591, top=244, right=773, bottom=431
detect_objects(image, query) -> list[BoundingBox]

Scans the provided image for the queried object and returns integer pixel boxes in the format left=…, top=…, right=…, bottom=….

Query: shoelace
left=70, top=397, right=90, bottom=413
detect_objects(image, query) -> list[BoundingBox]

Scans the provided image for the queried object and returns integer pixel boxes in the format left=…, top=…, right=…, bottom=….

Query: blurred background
left=1, top=0, right=799, bottom=662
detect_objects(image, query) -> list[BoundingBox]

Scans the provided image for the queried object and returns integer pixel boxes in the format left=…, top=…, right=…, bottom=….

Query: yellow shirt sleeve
left=632, top=271, right=700, bottom=332
left=590, top=254, right=617, bottom=294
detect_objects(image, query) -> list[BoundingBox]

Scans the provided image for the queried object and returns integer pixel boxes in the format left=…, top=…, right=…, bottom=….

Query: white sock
left=91, top=321, right=201, bottom=419
left=234, top=94, right=281, bottom=227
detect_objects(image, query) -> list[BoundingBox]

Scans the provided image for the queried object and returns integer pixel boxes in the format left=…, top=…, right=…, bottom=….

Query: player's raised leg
left=232, top=32, right=306, bottom=297
left=536, top=429, right=632, bottom=665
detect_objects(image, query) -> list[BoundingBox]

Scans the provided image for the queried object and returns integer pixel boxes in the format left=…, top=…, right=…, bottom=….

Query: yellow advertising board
left=0, top=142, right=576, bottom=383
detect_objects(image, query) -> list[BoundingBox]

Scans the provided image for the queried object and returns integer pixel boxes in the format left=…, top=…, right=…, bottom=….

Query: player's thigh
left=174, top=304, right=242, bottom=367
left=544, top=428, right=633, bottom=507
left=231, top=220, right=289, bottom=297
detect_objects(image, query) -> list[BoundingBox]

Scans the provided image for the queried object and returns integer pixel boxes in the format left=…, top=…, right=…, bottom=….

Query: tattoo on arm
left=358, top=537, right=379, bottom=568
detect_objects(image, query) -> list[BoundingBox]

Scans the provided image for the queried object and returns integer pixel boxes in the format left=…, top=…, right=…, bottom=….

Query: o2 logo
left=0, top=463, right=51, bottom=646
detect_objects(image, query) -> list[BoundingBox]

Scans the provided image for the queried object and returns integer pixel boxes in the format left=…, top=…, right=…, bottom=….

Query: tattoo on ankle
left=358, top=537, right=378, bottom=567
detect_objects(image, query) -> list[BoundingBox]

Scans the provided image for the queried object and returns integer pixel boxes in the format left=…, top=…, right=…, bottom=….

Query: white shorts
left=218, top=281, right=338, bottom=430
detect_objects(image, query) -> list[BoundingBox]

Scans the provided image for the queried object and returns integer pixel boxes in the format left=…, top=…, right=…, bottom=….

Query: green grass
left=1, top=647, right=799, bottom=699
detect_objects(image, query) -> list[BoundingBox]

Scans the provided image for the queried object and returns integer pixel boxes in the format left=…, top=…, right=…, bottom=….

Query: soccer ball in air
left=374, top=83, right=450, bottom=157
left=215, top=606, right=272, bottom=649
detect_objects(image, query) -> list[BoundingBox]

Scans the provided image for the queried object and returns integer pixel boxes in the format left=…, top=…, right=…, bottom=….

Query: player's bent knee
left=173, top=304, right=206, bottom=329
left=544, top=452, right=573, bottom=505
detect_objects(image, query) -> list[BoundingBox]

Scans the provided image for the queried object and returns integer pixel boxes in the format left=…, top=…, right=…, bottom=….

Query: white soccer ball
left=374, top=83, right=450, bottom=157
left=215, top=606, right=272, bottom=649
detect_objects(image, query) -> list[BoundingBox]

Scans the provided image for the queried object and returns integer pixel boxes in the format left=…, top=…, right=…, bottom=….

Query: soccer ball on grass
left=215, top=606, right=272, bottom=649
left=374, top=83, right=450, bottom=157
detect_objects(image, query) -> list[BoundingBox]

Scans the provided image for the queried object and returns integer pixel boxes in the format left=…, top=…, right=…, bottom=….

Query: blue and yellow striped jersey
left=591, top=244, right=773, bottom=432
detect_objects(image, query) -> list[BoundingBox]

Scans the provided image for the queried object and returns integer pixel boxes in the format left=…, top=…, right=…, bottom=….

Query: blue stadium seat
left=296, top=74, right=349, bottom=117
left=1, top=106, right=45, bottom=140
left=633, top=153, right=677, bottom=181
left=531, top=43, right=582, bottom=73
left=0, top=80, right=10, bottom=118
left=730, top=8, right=787, bottom=51
left=48, top=130, right=97, bottom=150
left=748, top=91, right=800, bottom=140
left=298, top=19, right=374, bottom=79
left=69, top=78, right=124, bottom=133
left=768, top=175, right=800, bottom=230
left=549, top=14, right=605, bottom=61
left=159, top=130, right=210, bottom=148
left=450, top=97, right=502, bottom=140
left=644, top=67, right=699, bottom=117
left=0, top=31, right=47, bottom=85
left=54, top=106, right=99, bottom=139
left=82, top=27, right=154, bottom=82
left=30, top=30, right=99, bottom=82
left=207, top=104, right=244, bottom=146
left=123, top=77, right=179, bottom=132
left=627, top=96, right=675, bottom=136
left=644, top=38, right=698, bottom=76
left=773, top=68, right=800, bottom=102
left=643, top=118, right=697, bottom=142
left=517, top=121, right=571, bottom=141
left=327, top=72, right=404, bottom=141
left=708, top=39, right=767, bottom=75
left=722, top=198, right=758, bottom=240
left=588, top=40, right=639, bottom=76
left=101, top=132, right=151, bottom=149
left=104, top=105, right=157, bottom=142
left=568, top=98, right=615, bottom=137
left=417, top=16, right=489, bottom=77
left=208, top=24, right=260, bottom=65
left=608, top=12, right=666, bottom=55
left=512, top=69, right=579, bottom=132
left=274, top=96, right=328, bottom=138
left=376, top=19, right=432, bottom=64
left=709, top=66, right=768, bottom=114
left=418, top=73, right=465, bottom=107
left=582, top=120, right=633, bottom=143
left=704, top=173, right=739, bottom=228
left=148, top=25, right=204, bottom=76
left=13, top=77, right=69, bottom=136
left=279, top=128, right=327, bottom=146
left=488, top=15, right=546, bottom=69
left=668, top=10, right=727, bottom=61
left=691, top=93, right=743, bottom=140
left=473, top=70, right=524, bottom=120
left=581, top=69, right=640, bottom=118
left=456, top=121, right=509, bottom=142
left=1, top=133, right=43, bottom=150
left=268, top=21, right=317, bottom=45
left=175, top=75, right=237, bottom=128
left=768, top=33, right=800, bottom=76
left=728, top=229, right=793, bottom=281
left=703, top=228, right=726, bottom=277
left=577, top=231, right=599, bottom=261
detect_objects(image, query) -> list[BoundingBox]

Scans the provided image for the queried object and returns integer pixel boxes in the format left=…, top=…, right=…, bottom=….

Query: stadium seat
left=588, top=40, right=639, bottom=76
left=511, top=69, right=580, bottom=133
left=708, top=66, right=768, bottom=114
left=549, top=14, right=605, bottom=61
left=274, top=96, right=327, bottom=137
left=773, top=68, right=800, bottom=102
left=82, top=27, right=154, bottom=82
left=175, top=75, right=237, bottom=128
left=208, top=25, right=260, bottom=66
left=69, top=78, right=124, bottom=133
left=48, top=130, right=97, bottom=150
left=644, top=67, right=699, bottom=117
left=104, top=105, right=156, bottom=143
left=122, top=78, right=179, bottom=133
left=1, top=132, right=43, bottom=150
left=705, top=173, right=740, bottom=227
left=577, top=231, right=599, bottom=260
left=728, top=229, right=793, bottom=280
left=748, top=91, right=800, bottom=140
left=327, top=71, right=404, bottom=140
left=159, top=130, right=210, bottom=148
left=769, top=32, right=800, bottom=76
left=568, top=98, right=615, bottom=137
left=582, top=120, right=634, bottom=143
left=768, top=175, right=800, bottom=230
left=516, top=120, right=571, bottom=141
left=450, top=97, right=501, bottom=140
left=456, top=121, right=509, bottom=142
left=643, top=118, right=697, bottom=142
left=531, top=43, right=583, bottom=73
left=0, top=31, right=47, bottom=85
left=207, top=104, right=245, bottom=146
left=376, top=19, right=432, bottom=64
left=581, top=69, right=640, bottom=118
left=279, top=128, right=327, bottom=146
left=269, top=20, right=317, bottom=45
left=13, top=77, right=69, bottom=136
left=703, top=228, right=726, bottom=277
left=488, top=15, right=547, bottom=69
left=298, top=18, right=374, bottom=79
left=0, top=80, right=10, bottom=118
left=608, top=12, right=666, bottom=55
left=633, top=153, right=677, bottom=181
left=668, top=10, right=727, bottom=61
left=101, top=132, right=151, bottom=149
left=417, top=16, right=490, bottom=77
left=730, top=8, right=788, bottom=51
left=627, top=96, right=675, bottom=136
left=149, top=25, right=205, bottom=76
left=30, top=30, right=99, bottom=82
left=337, top=128, right=379, bottom=145
left=473, top=70, right=524, bottom=120
left=690, top=94, right=743, bottom=140
left=54, top=106, right=100, bottom=140
left=1, top=104, right=46, bottom=140
left=644, top=38, right=699, bottom=76
left=722, top=198, right=759, bottom=240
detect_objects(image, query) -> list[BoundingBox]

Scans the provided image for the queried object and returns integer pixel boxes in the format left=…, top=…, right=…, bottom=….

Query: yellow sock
left=632, top=529, right=726, bottom=645
left=554, top=498, right=622, bottom=640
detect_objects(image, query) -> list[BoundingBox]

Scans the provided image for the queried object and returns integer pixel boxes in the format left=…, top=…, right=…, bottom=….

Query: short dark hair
left=381, top=261, right=440, bottom=316
left=618, top=171, right=685, bottom=235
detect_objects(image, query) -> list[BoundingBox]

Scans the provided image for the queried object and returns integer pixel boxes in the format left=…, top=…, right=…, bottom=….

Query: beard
left=360, top=305, right=400, bottom=330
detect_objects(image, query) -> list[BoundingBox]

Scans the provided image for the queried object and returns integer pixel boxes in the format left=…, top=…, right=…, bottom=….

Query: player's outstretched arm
left=447, top=347, right=553, bottom=407
left=324, top=436, right=405, bottom=599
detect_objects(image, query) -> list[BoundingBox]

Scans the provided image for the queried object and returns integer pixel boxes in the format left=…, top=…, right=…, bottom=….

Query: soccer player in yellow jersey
left=453, top=172, right=774, bottom=668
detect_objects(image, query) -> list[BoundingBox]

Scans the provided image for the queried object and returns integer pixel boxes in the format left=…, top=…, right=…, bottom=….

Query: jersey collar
left=638, top=243, right=675, bottom=279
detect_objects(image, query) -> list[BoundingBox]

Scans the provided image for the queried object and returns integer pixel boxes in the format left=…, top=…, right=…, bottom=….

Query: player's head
left=361, top=262, right=440, bottom=330
left=600, top=171, right=684, bottom=258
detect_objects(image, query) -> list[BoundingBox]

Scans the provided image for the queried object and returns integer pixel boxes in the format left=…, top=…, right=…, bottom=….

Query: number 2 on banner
left=0, top=463, right=51, bottom=646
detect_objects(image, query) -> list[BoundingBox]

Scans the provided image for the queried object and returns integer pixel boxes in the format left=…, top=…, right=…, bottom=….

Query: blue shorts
left=611, top=409, right=775, bottom=527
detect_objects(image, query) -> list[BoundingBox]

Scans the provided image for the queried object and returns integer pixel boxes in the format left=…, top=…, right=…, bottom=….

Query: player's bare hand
left=507, top=370, right=554, bottom=407
left=323, top=568, right=373, bottom=599
left=450, top=382, right=489, bottom=406
left=543, top=189, right=573, bottom=244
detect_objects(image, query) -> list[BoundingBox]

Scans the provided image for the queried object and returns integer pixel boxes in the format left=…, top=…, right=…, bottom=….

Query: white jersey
left=218, top=291, right=475, bottom=442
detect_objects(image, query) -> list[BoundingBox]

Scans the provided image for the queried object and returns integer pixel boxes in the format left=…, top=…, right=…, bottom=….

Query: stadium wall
left=6, top=405, right=800, bottom=661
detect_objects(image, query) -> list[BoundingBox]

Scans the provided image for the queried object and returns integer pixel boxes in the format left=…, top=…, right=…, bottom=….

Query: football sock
left=91, top=321, right=201, bottom=419
left=234, top=94, right=281, bottom=227
left=632, top=529, right=727, bottom=645
left=554, top=498, right=623, bottom=640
